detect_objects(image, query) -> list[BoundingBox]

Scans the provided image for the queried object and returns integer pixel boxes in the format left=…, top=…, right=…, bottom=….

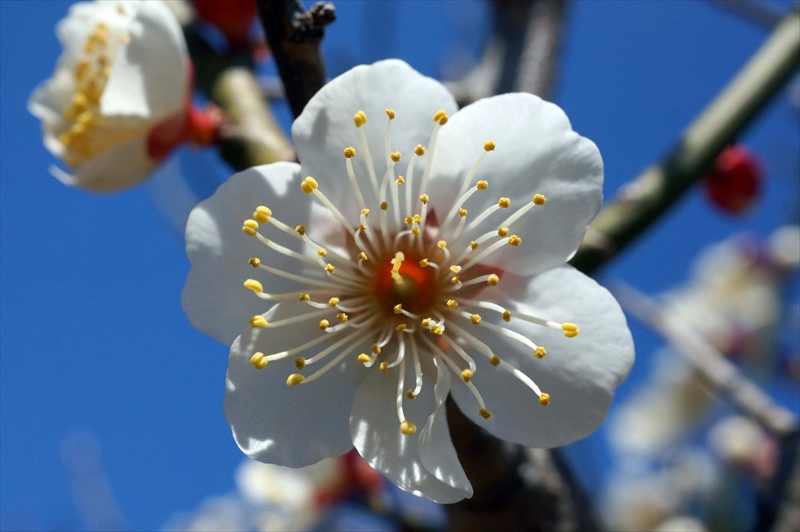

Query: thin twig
left=254, top=0, right=335, bottom=119
left=610, top=282, right=798, bottom=437
left=569, top=11, right=800, bottom=275
left=513, top=0, right=570, bottom=101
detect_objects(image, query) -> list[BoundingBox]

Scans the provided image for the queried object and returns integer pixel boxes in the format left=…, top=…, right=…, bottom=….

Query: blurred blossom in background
left=1, top=0, right=798, bottom=531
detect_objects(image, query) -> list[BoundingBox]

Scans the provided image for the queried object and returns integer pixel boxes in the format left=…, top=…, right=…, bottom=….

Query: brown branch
left=513, top=0, right=570, bottom=101
left=254, top=0, right=335, bottom=119
left=569, top=11, right=800, bottom=275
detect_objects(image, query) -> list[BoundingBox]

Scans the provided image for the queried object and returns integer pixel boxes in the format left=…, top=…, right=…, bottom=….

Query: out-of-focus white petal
left=293, top=59, right=458, bottom=219
left=225, top=300, right=364, bottom=467
left=350, top=356, right=472, bottom=503
left=451, top=266, right=634, bottom=448
left=101, top=1, right=189, bottom=119
left=183, top=163, right=310, bottom=346
left=69, top=134, right=154, bottom=191
left=428, top=93, right=603, bottom=276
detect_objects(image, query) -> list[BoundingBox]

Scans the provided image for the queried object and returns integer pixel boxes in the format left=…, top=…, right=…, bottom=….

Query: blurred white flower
left=29, top=1, right=192, bottom=191
left=182, top=59, right=634, bottom=502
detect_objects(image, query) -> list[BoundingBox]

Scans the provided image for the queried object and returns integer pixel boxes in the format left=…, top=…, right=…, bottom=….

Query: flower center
left=239, top=108, right=579, bottom=435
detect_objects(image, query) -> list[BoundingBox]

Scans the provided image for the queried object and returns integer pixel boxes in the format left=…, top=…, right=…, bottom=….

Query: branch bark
left=569, top=11, right=800, bottom=275
left=254, top=0, right=335, bottom=119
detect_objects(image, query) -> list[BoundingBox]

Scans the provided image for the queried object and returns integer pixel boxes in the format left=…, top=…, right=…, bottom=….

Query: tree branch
left=254, top=0, right=335, bottom=119
left=569, top=11, right=800, bottom=275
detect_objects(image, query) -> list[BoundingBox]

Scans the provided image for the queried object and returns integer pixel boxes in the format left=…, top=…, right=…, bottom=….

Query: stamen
left=429, top=348, right=490, bottom=419
left=438, top=183, right=487, bottom=235
left=440, top=142, right=495, bottom=231
left=465, top=197, right=510, bottom=233
left=343, top=147, right=367, bottom=211
left=305, top=179, right=355, bottom=231
left=461, top=311, right=540, bottom=353
left=404, top=145, right=425, bottom=218
left=250, top=352, right=268, bottom=369
left=354, top=111, right=380, bottom=198
left=500, top=193, right=546, bottom=229
left=456, top=274, right=501, bottom=288
left=254, top=232, right=320, bottom=266
left=300, top=341, right=363, bottom=385
left=396, top=356, right=416, bottom=435
left=419, top=110, right=448, bottom=198
left=265, top=328, right=347, bottom=361
left=386, top=333, right=406, bottom=369
left=461, top=235, right=520, bottom=272
left=409, top=335, right=423, bottom=398
left=303, top=329, right=364, bottom=365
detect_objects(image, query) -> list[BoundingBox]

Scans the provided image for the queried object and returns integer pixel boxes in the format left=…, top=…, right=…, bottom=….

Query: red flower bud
left=191, top=0, right=258, bottom=48
left=703, top=145, right=762, bottom=215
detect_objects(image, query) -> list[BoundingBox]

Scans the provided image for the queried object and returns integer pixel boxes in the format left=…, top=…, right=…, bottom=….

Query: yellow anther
left=358, top=354, right=371, bottom=363
left=380, top=362, right=388, bottom=372
left=533, top=194, right=547, bottom=205
left=295, top=357, right=306, bottom=370
left=406, top=391, right=416, bottom=400
left=476, top=180, right=488, bottom=190
left=404, top=216, right=413, bottom=225
left=121, top=34, right=130, bottom=43
left=561, top=323, right=579, bottom=332
left=380, top=202, right=388, bottom=211
left=502, top=310, right=511, bottom=322
left=400, top=420, right=417, bottom=435
left=539, top=393, right=550, bottom=406
left=411, top=227, right=421, bottom=236
left=76, top=111, right=94, bottom=126
left=117, top=3, right=125, bottom=14
left=432, top=110, right=448, bottom=125
left=250, top=352, right=267, bottom=370
left=413, top=214, right=421, bottom=223
left=250, top=316, right=267, bottom=328
left=421, top=318, right=432, bottom=327
left=451, top=276, right=459, bottom=285
left=287, top=374, right=305, bottom=386
left=372, top=344, right=381, bottom=355
left=419, top=194, right=429, bottom=204
left=459, top=208, right=468, bottom=217
left=498, top=197, right=511, bottom=209
left=534, top=347, right=547, bottom=359
left=564, top=329, right=580, bottom=338
left=300, top=177, right=318, bottom=194
left=497, top=227, right=509, bottom=237
left=343, top=146, right=356, bottom=158
left=317, top=248, right=328, bottom=257
left=447, top=300, right=458, bottom=309
left=431, top=326, right=444, bottom=335
left=357, top=252, right=368, bottom=261
left=483, top=140, right=496, bottom=152
left=419, top=258, right=429, bottom=267
left=450, top=265, right=461, bottom=274
left=469, top=314, right=482, bottom=325
left=337, top=313, right=348, bottom=323
left=461, top=369, right=473, bottom=382
left=324, top=264, right=335, bottom=274
left=72, top=91, right=89, bottom=110
left=391, top=151, right=402, bottom=163
left=244, top=279, right=263, bottom=293
left=508, top=235, right=522, bottom=246
left=299, top=293, right=310, bottom=301
left=396, top=176, right=405, bottom=185
left=361, top=208, right=370, bottom=217
left=249, top=257, right=261, bottom=268
left=295, top=224, right=306, bottom=236
left=242, top=219, right=258, bottom=236
left=253, top=208, right=269, bottom=224
left=328, top=297, right=340, bottom=307
left=438, top=241, right=447, bottom=249
left=396, top=324, right=407, bottom=332
left=414, top=145, right=426, bottom=156
left=489, top=355, right=501, bottom=366
left=479, top=408, right=493, bottom=419
left=385, top=108, right=396, bottom=119
left=394, top=304, right=403, bottom=314
left=471, top=241, right=479, bottom=250
left=319, top=319, right=329, bottom=330
left=354, top=110, right=367, bottom=127
left=359, top=224, right=367, bottom=233
left=487, top=274, right=500, bottom=286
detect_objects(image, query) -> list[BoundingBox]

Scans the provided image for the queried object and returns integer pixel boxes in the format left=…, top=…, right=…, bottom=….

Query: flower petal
left=418, top=356, right=473, bottom=495
left=293, top=59, right=458, bottom=219
left=182, top=162, right=311, bottom=346
left=350, top=355, right=472, bottom=503
left=225, top=300, right=364, bottom=467
left=69, top=133, right=154, bottom=191
left=428, top=93, right=603, bottom=276
left=101, top=1, right=189, bottom=120
left=451, top=266, right=634, bottom=448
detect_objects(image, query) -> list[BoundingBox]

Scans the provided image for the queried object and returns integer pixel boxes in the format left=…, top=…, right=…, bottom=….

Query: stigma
left=238, top=108, right=575, bottom=434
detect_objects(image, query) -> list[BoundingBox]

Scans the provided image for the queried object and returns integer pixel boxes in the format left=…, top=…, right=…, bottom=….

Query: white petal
left=70, top=134, right=155, bottom=191
left=182, top=162, right=311, bottom=346
left=293, top=59, right=458, bottom=218
left=428, top=93, right=603, bottom=276
left=101, top=1, right=189, bottom=120
left=451, top=266, right=634, bottom=448
left=418, top=356, right=473, bottom=494
left=225, top=300, right=364, bottom=467
left=350, top=356, right=472, bottom=503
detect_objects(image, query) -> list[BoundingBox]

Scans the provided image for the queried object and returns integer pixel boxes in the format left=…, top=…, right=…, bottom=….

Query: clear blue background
left=2, top=1, right=798, bottom=530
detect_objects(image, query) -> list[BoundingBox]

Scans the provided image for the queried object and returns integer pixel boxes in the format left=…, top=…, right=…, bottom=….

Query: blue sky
left=2, top=1, right=798, bottom=530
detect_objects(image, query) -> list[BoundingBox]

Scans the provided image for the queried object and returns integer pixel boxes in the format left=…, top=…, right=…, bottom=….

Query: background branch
left=569, top=11, right=800, bottom=275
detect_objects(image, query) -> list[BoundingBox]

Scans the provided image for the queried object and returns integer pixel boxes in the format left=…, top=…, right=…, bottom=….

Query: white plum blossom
left=29, top=1, right=190, bottom=191
left=182, top=60, right=634, bottom=502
